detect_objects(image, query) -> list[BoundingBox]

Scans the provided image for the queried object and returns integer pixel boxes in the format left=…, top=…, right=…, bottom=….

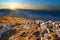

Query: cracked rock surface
left=0, top=16, right=60, bottom=40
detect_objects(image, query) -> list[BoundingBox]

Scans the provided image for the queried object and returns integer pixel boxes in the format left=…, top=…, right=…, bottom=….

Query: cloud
left=0, top=2, right=60, bottom=10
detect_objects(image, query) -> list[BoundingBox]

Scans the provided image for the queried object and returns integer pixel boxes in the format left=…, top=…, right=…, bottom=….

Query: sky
left=0, top=0, right=60, bottom=9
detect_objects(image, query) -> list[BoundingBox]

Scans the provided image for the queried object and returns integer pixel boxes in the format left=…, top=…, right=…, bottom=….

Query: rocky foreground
left=0, top=16, right=60, bottom=40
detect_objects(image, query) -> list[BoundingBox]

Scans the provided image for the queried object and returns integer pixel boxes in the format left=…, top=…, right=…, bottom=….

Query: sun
left=9, top=3, right=16, bottom=10
left=10, top=4, right=15, bottom=9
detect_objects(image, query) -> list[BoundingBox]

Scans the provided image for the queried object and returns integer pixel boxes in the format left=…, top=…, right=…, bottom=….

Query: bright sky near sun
left=0, top=0, right=60, bottom=9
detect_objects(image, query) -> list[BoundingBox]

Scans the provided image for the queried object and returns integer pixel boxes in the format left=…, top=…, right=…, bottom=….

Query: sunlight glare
left=9, top=3, right=16, bottom=10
